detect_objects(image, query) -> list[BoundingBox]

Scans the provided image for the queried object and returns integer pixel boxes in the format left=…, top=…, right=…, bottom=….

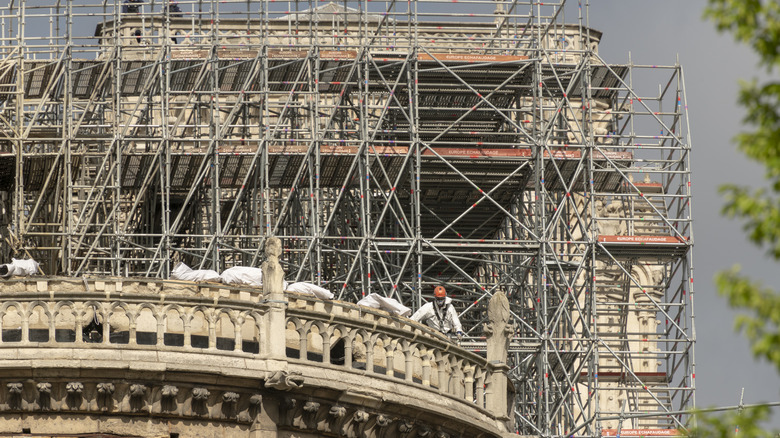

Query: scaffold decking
left=0, top=1, right=694, bottom=436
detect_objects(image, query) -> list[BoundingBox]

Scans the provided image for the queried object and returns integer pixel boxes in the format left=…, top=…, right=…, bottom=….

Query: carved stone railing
left=285, top=293, right=497, bottom=407
left=0, top=271, right=513, bottom=437
left=96, top=17, right=599, bottom=62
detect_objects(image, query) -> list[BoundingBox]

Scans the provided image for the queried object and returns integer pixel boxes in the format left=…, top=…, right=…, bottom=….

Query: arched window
left=164, top=308, right=185, bottom=347
left=136, top=307, right=157, bottom=345
left=55, top=304, right=76, bottom=343
left=2, top=305, right=22, bottom=342
left=240, top=314, right=259, bottom=354
left=29, top=304, right=50, bottom=342
left=109, top=306, right=130, bottom=344
left=215, top=312, right=235, bottom=351
left=190, top=310, right=209, bottom=349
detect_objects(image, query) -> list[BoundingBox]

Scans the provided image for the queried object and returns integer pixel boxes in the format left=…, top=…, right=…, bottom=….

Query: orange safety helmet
left=433, top=286, right=447, bottom=298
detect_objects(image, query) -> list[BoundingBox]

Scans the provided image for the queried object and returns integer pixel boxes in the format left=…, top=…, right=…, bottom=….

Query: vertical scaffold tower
left=0, top=0, right=694, bottom=436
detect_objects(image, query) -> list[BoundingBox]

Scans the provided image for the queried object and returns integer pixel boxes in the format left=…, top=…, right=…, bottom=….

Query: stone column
left=262, top=236, right=287, bottom=358
left=484, top=291, right=511, bottom=419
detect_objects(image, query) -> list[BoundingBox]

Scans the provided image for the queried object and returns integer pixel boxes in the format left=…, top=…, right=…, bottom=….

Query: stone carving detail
left=484, top=291, right=511, bottom=417
left=66, top=382, right=83, bottom=410
left=265, top=370, right=304, bottom=391
left=249, top=394, right=263, bottom=406
left=97, top=383, right=115, bottom=394
left=66, top=382, right=83, bottom=394
left=7, top=383, right=23, bottom=395
left=160, top=385, right=179, bottom=413
left=221, top=391, right=240, bottom=418
left=329, top=405, right=346, bottom=418
left=484, top=290, right=511, bottom=361
left=222, top=391, right=239, bottom=404
left=353, top=410, right=370, bottom=423
left=129, top=384, right=147, bottom=411
left=0, top=377, right=488, bottom=436
left=97, top=383, right=115, bottom=412
left=596, top=199, right=626, bottom=236
left=292, top=399, right=326, bottom=431
left=322, top=404, right=348, bottom=435
left=342, top=409, right=372, bottom=437
left=278, top=396, right=298, bottom=427
left=7, top=383, right=23, bottom=410
left=0, top=379, right=264, bottom=423
left=129, top=384, right=146, bottom=397
left=192, top=387, right=210, bottom=416
left=376, top=413, right=392, bottom=427
left=417, top=425, right=432, bottom=437
left=248, top=394, right=263, bottom=419
left=36, top=382, right=51, bottom=411
left=399, top=420, right=414, bottom=433
left=262, top=236, right=285, bottom=297
left=192, top=387, right=210, bottom=401
left=162, top=385, right=178, bottom=398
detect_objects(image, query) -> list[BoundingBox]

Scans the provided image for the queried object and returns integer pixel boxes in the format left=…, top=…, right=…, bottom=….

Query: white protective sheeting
left=286, top=282, right=334, bottom=300
left=0, top=258, right=40, bottom=278
left=171, top=262, right=222, bottom=282
left=221, top=266, right=264, bottom=286
left=357, top=293, right=411, bottom=317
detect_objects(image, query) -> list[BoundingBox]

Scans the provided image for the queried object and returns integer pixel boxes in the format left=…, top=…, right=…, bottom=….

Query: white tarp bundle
left=286, top=282, right=334, bottom=300
left=357, top=293, right=411, bottom=317
left=171, top=262, right=222, bottom=282
left=221, top=266, right=264, bottom=287
left=0, top=258, right=40, bottom=278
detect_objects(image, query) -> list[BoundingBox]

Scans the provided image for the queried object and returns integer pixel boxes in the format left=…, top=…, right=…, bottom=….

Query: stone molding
left=0, top=379, right=263, bottom=422
left=0, top=377, right=501, bottom=437
left=277, top=394, right=473, bottom=438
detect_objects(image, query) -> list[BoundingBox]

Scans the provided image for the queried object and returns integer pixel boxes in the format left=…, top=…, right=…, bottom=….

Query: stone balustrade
left=0, top=274, right=513, bottom=437
left=96, top=16, right=599, bottom=62
left=285, top=293, right=497, bottom=410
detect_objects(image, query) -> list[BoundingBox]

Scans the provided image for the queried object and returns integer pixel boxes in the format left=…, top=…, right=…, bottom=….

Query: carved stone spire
left=262, top=236, right=285, bottom=299
left=262, top=236, right=287, bottom=358
left=485, top=290, right=510, bottom=364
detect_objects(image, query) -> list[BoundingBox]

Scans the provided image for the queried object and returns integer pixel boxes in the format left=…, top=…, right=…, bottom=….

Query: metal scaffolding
left=0, top=0, right=694, bottom=436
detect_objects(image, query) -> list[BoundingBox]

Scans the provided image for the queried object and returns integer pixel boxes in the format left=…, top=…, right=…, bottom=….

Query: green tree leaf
left=693, top=0, right=780, bottom=436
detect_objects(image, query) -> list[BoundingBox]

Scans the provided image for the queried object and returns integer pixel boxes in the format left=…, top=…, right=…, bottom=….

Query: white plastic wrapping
left=357, top=293, right=411, bottom=317
left=0, top=258, right=40, bottom=278
left=286, top=282, right=334, bottom=300
left=171, top=262, right=222, bottom=282
left=221, top=266, right=264, bottom=286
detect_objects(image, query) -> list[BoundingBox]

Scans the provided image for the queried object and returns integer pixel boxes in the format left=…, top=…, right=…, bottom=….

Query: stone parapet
left=0, top=277, right=513, bottom=437
left=95, top=17, right=599, bottom=64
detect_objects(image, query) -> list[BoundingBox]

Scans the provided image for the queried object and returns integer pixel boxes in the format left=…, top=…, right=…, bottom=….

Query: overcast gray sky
left=588, top=0, right=780, bottom=424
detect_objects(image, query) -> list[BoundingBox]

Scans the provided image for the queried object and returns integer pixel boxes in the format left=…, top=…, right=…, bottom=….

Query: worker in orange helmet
left=410, top=286, right=463, bottom=338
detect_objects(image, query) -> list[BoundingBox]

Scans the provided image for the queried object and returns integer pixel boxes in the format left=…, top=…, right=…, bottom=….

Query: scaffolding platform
left=0, top=56, right=627, bottom=100
left=0, top=146, right=632, bottom=193
left=597, top=235, right=690, bottom=258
